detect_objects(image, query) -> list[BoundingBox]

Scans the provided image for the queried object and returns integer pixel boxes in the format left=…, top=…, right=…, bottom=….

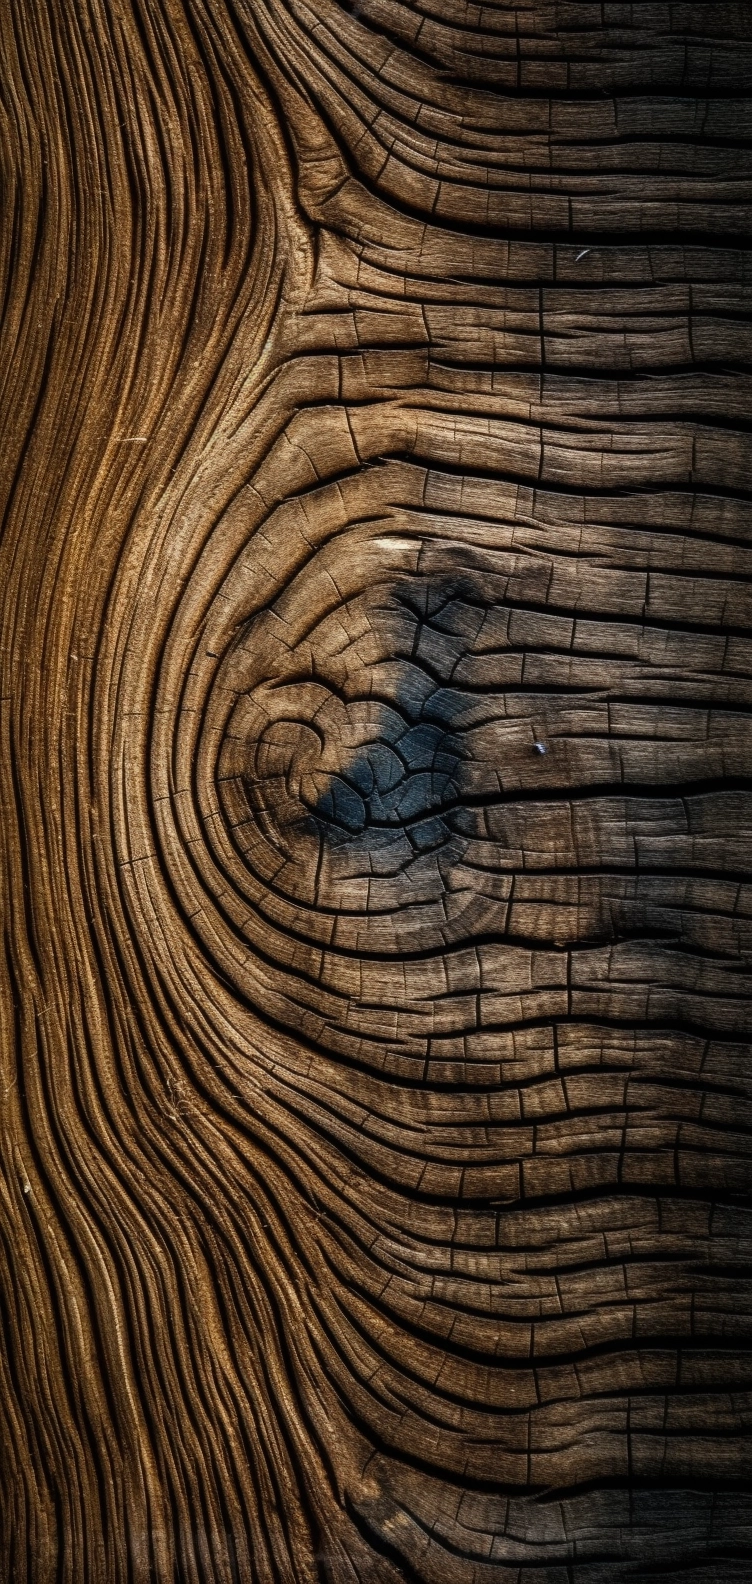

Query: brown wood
left=1, top=2, right=751, bottom=1578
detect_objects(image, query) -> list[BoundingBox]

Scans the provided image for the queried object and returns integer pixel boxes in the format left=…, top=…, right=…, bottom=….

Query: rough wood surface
left=1, top=2, right=751, bottom=1579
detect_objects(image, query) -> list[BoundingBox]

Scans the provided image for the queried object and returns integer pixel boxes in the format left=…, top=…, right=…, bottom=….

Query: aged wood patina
left=1, top=2, right=751, bottom=1579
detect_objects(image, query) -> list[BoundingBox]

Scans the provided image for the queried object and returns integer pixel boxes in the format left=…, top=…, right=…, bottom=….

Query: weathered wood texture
left=2, top=2, right=752, bottom=1579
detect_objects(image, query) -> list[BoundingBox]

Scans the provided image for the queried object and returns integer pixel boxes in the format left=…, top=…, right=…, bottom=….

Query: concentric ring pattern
left=2, top=2, right=752, bottom=1581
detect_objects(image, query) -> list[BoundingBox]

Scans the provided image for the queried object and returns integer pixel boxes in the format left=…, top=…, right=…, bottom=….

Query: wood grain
left=1, top=1, right=751, bottom=1579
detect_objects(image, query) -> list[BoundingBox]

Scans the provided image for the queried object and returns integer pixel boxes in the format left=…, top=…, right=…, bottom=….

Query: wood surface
left=1, top=1, right=752, bottom=1579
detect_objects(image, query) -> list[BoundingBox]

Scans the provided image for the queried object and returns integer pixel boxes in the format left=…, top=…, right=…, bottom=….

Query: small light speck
left=575, top=250, right=591, bottom=262
left=533, top=741, right=547, bottom=755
